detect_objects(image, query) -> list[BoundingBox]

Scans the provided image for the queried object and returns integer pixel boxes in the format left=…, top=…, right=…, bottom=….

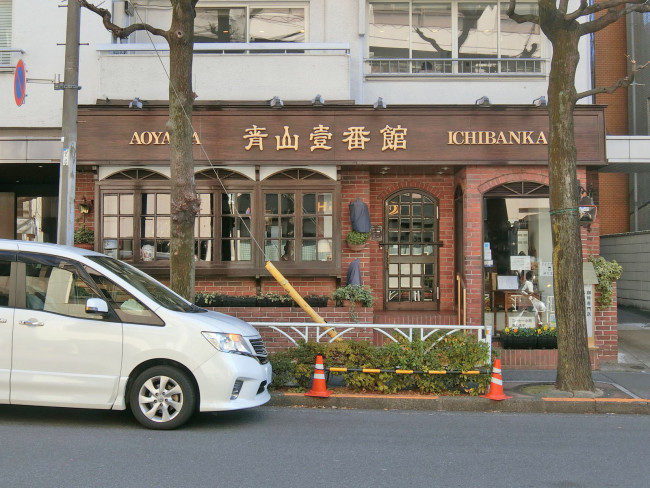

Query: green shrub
left=73, top=226, right=94, bottom=244
left=588, top=255, right=623, bottom=308
left=268, top=332, right=491, bottom=395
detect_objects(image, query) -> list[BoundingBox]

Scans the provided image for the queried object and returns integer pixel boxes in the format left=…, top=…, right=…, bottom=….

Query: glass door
left=384, top=191, right=439, bottom=310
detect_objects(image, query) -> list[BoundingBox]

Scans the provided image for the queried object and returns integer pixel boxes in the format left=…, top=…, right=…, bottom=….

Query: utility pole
left=57, top=0, right=81, bottom=245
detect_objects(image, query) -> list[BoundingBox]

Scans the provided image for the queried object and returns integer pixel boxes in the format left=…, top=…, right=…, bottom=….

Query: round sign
left=14, top=59, right=26, bottom=106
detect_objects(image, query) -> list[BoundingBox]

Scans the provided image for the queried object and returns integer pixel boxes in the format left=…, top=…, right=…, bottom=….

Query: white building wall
left=1, top=0, right=597, bottom=129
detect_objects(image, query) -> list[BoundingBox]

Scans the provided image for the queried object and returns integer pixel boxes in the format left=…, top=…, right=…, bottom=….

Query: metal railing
left=250, top=321, right=491, bottom=352
left=95, top=42, right=350, bottom=55
left=366, top=57, right=544, bottom=76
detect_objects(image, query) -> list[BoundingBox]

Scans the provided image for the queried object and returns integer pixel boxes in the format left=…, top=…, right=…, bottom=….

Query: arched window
left=97, top=167, right=339, bottom=277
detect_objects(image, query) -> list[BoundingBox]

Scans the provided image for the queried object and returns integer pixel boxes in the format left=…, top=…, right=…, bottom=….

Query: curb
left=268, top=391, right=650, bottom=415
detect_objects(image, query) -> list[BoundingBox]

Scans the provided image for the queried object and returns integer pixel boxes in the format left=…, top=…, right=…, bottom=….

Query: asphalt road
left=1, top=404, right=649, bottom=488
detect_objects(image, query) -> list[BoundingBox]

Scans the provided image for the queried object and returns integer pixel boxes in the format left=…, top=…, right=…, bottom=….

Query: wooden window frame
left=97, top=168, right=340, bottom=278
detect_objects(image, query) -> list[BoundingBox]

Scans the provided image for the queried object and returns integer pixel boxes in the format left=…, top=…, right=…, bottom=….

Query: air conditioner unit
left=125, top=1, right=135, bottom=16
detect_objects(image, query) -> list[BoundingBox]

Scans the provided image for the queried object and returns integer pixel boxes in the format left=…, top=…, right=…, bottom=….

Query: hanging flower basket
left=346, top=231, right=370, bottom=251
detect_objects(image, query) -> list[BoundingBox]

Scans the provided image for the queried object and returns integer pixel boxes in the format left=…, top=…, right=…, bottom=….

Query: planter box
left=500, top=335, right=557, bottom=349
left=501, top=335, right=538, bottom=349
left=537, top=336, right=558, bottom=349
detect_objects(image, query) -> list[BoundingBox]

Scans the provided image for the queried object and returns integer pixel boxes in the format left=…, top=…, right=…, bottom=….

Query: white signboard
left=517, top=230, right=529, bottom=254
left=510, top=255, right=531, bottom=271
left=584, top=285, right=594, bottom=339
left=508, top=315, right=536, bottom=328
left=540, top=261, right=553, bottom=277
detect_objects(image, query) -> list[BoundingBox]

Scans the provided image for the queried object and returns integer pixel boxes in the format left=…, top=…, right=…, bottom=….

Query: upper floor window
left=0, top=0, right=11, bottom=67
left=368, top=1, right=541, bottom=75
left=195, top=6, right=306, bottom=43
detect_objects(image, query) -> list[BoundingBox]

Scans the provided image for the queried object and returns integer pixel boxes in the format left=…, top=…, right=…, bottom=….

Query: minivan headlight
left=202, top=332, right=254, bottom=355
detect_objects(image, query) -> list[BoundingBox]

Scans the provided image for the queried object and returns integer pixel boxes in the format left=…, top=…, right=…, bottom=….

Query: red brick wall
left=597, top=173, right=629, bottom=235
left=594, top=284, right=618, bottom=363
left=75, top=170, right=96, bottom=233
left=340, top=167, right=372, bottom=293
left=78, top=163, right=616, bottom=366
left=594, top=16, right=628, bottom=135
left=594, top=16, right=630, bottom=235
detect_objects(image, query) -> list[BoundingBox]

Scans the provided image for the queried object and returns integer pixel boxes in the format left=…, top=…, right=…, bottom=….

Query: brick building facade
left=73, top=103, right=616, bottom=368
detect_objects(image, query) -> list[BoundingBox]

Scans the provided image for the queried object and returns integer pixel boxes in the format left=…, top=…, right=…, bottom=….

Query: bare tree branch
left=579, top=3, right=650, bottom=36
left=506, top=0, right=540, bottom=24
left=557, top=0, right=571, bottom=15
left=576, top=57, right=650, bottom=100
left=568, top=0, right=649, bottom=20
left=79, top=0, right=169, bottom=41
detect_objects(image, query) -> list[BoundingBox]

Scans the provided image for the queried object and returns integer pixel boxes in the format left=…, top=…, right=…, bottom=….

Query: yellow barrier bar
left=395, top=369, right=414, bottom=374
left=461, top=371, right=481, bottom=375
left=264, top=261, right=338, bottom=339
left=428, top=370, right=448, bottom=375
left=329, top=367, right=348, bottom=373
left=362, top=368, right=382, bottom=374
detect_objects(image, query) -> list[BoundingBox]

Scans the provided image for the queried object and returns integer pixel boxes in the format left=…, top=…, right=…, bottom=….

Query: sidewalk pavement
left=268, top=306, right=650, bottom=414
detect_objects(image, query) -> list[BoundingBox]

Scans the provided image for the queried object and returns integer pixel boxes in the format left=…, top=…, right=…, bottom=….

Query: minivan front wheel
left=129, top=366, right=196, bottom=430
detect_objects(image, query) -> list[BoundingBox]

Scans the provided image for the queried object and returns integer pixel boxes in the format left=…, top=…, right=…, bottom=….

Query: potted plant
left=346, top=231, right=370, bottom=251
left=332, top=284, right=374, bottom=308
left=332, top=284, right=374, bottom=322
left=73, top=226, right=95, bottom=250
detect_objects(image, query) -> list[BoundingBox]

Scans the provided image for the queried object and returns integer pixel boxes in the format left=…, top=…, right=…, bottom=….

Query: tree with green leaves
left=80, top=0, right=200, bottom=300
left=507, top=0, right=650, bottom=392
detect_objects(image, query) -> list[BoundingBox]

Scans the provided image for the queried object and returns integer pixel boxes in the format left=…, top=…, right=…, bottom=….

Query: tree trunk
left=547, top=27, right=594, bottom=392
left=167, top=0, right=199, bottom=300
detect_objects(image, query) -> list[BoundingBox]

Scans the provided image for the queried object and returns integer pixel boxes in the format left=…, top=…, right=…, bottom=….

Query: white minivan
left=0, top=240, right=272, bottom=429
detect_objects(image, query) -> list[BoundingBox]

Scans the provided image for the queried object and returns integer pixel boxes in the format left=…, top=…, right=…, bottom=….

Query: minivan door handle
left=19, top=318, right=44, bottom=327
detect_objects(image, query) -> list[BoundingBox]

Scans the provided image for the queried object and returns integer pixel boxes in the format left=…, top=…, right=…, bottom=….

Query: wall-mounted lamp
left=79, top=197, right=93, bottom=214
left=312, top=94, right=325, bottom=106
left=129, top=97, right=143, bottom=109
left=533, top=96, right=547, bottom=107
left=269, top=96, right=284, bottom=108
left=373, top=97, right=387, bottom=109
left=475, top=96, right=490, bottom=106
left=379, top=166, right=390, bottom=175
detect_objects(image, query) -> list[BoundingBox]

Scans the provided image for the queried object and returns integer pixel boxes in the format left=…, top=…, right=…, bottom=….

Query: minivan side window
left=84, top=266, right=164, bottom=326
left=0, top=259, right=11, bottom=307
left=23, top=260, right=104, bottom=320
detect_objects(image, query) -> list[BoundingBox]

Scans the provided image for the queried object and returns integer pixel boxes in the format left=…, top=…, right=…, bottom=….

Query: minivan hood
left=167, top=308, right=262, bottom=336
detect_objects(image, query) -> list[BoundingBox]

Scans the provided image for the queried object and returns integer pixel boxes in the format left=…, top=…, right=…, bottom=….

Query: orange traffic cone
left=480, top=358, right=512, bottom=401
left=305, top=354, right=332, bottom=397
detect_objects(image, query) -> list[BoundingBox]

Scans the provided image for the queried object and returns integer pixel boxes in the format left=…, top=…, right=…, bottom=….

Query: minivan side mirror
left=86, top=298, right=109, bottom=315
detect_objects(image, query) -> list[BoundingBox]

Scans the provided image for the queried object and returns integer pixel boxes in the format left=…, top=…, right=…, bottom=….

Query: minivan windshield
left=88, top=256, right=199, bottom=312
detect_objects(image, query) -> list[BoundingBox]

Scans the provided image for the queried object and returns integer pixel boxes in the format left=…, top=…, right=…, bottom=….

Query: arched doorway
left=383, top=190, right=439, bottom=311
left=483, top=181, right=554, bottom=334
